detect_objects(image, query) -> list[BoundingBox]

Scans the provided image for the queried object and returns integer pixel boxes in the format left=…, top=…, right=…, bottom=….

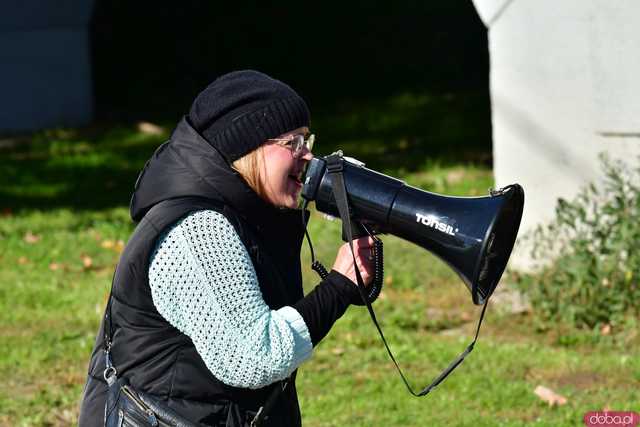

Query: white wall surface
left=472, top=0, right=640, bottom=268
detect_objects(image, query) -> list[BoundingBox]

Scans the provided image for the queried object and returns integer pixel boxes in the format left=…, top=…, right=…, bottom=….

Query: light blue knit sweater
left=148, top=210, right=313, bottom=389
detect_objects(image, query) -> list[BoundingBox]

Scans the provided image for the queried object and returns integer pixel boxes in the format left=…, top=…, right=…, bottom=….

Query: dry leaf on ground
left=137, top=121, right=165, bottom=136
left=534, top=385, right=568, bottom=406
left=101, top=240, right=115, bottom=249
left=102, top=239, right=125, bottom=253
left=81, top=254, right=93, bottom=269
left=23, top=231, right=41, bottom=244
left=331, top=347, right=345, bottom=356
left=600, top=324, right=612, bottom=336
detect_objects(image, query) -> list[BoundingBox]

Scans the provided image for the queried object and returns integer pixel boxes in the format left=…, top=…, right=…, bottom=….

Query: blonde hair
left=232, top=146, right=268, bottom=200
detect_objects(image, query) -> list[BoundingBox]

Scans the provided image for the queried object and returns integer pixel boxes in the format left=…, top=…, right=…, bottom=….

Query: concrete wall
left=472, top=0, right=640, bottom=268
left=0, top=1, right=94, bottom=132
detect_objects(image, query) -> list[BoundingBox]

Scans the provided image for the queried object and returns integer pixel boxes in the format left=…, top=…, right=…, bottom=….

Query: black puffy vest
left=79, top=118, right=308, bottom=426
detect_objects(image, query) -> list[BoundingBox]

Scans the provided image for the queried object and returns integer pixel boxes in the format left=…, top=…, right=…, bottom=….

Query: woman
left=79, top=70, right=374, bottom=426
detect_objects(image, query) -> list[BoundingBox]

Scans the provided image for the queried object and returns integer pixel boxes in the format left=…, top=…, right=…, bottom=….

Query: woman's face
left=260, top=126, right=313, bottom=209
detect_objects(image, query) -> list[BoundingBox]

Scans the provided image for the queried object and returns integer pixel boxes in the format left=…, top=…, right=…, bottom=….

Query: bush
left=522, top=154, right=640, bottom=332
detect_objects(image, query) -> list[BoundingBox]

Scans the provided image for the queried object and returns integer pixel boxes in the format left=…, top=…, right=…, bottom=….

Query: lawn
left=1, top=94, right=637, bottom=425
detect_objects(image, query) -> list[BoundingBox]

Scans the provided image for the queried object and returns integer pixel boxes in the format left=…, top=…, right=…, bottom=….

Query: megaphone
left=301, top=153, right=524, bottom=305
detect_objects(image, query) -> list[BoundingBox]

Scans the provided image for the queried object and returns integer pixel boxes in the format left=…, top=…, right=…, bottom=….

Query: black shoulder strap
left=325, top=153, right=489, bottom=397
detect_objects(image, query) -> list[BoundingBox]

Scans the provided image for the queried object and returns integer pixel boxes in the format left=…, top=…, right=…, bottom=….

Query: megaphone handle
left=341, top=219, right=368, bottom=241
left=341, top=220, right=385, bottom=303
left=348, top=227, right=384, bottom=306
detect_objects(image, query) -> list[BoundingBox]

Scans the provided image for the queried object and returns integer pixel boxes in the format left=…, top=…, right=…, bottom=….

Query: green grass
left=1, top=95, right=638, bottom=425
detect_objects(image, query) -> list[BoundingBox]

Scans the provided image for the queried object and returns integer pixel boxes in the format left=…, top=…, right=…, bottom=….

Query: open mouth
left=288, top=170, right=304, bottom=186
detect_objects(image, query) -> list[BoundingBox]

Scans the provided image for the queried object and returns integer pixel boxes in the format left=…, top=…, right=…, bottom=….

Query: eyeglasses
left=268, top=134, right=315, bottom=158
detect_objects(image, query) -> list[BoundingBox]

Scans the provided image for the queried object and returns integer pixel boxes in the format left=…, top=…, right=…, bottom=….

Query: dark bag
left=103, top=342, right=284, bottom=427
left=104, top=373, right=202, bottom=427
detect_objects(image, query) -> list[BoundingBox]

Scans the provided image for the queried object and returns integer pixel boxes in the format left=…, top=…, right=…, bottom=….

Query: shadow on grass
left=0, top=127, right=162, bottom=212
left=312, top=91, right=492, bottom=173
left=1, top=91, right=491, bottom=213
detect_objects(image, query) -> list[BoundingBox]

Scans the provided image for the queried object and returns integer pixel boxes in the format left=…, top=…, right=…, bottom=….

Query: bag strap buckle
left=103, top=344, right=118, bottom=386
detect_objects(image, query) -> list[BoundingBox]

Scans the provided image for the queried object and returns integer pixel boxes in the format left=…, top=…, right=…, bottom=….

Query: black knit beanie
left=188, top=70, right=310, bottom=162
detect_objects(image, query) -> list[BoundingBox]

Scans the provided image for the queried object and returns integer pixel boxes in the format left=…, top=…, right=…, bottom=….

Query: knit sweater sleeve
left=148, top=210, right=313, bottom=389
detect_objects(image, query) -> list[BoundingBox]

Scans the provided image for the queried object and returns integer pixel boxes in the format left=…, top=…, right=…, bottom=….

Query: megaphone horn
left=301, top=153, right=525, bottom=305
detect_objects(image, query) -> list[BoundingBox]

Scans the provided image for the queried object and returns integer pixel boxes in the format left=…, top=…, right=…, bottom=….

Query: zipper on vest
left=121, top=385, right=171, bottom=427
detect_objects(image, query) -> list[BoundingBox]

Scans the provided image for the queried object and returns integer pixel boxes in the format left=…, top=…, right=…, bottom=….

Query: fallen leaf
left=534, top=385, right=568, bottom=407
left=81, top=254, right=93, bottom=269
left=600, top=324, right=612, bottom=336
left=446, top=169, right=466, bottom=184
left=101, top=239, right=125, bottom=253
left=54, top=408, right=74, bottom=423
left=18, top=256, right=29, bottom=265
left=331, top=347, right=345, bottom=356
left=23, top=231, right=41, bottom=244
left=137, top=121, right=165, bottom=136
left=101, top=240, right=115, bottom=249
left=49, top=262, right=61, bottom=271
left=385, top=276, right=393, bottom=286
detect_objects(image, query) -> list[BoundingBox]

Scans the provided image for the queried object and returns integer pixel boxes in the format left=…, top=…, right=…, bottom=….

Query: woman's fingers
left=355, top=236, right=375, bottom=249
left=331, top=237, right=376, bottom=286
left=355, top=237, right=375, bottom=261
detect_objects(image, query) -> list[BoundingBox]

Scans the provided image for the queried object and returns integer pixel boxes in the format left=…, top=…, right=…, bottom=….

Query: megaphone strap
left=325, top=153, right=490, bottom=397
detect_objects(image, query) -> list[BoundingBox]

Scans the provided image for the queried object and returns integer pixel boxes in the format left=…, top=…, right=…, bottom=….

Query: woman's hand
left=332, top=236, right=376, bottom=286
